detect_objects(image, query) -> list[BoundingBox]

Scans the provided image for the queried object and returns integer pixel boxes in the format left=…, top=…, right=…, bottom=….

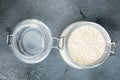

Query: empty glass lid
left=19, top=28, right=44, bottom=56
left=8, top=19, right=53, bottom=64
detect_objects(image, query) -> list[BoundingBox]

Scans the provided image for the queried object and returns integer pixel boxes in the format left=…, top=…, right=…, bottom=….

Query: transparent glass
left=7, top=20, right=116, bottom=69
left=59, top=21, right=116, bottom=69
left=7, top=19, right=53, bottom=64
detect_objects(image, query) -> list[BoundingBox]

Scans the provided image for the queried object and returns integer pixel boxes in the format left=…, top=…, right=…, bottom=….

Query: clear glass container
left=7, top=19, right=116, bottom=69
left=59, top=21, right=117, bottom=69
left=7, top=19, right=53, bottom=64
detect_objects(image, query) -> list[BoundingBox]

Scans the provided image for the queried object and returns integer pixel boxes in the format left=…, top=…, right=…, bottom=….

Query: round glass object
left=10, top=19, right=53, bottom=64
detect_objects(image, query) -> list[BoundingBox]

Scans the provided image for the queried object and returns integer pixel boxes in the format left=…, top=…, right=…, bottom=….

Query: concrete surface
left=0, top=0, right=120, bottom=80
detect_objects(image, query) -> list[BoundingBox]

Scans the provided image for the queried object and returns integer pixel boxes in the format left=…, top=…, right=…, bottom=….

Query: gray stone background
left=0, top=0, right=120, bottom=80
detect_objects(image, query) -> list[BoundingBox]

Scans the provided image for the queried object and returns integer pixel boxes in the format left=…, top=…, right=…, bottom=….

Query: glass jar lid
left=8, top=19, right=53, bottom=64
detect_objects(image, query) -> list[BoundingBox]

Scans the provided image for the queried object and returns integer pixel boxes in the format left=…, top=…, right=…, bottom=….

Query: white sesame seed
left=68, top=25, right=106, bottom=65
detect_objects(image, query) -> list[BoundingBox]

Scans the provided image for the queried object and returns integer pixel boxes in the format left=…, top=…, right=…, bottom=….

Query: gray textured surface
left=0, top=0, right=120, bottom=80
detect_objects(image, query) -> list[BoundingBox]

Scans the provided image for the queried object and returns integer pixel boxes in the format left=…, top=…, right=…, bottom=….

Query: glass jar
left=59, top=21, right=117, bottom=69
left=7, top=19, right=116, bottom=69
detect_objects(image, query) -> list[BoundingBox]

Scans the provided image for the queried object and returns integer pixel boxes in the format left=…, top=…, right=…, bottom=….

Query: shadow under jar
left=7, top=19, right=116, bottom=69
